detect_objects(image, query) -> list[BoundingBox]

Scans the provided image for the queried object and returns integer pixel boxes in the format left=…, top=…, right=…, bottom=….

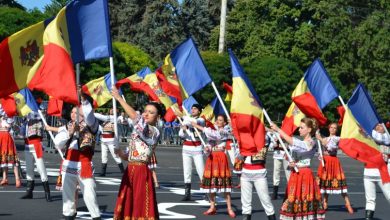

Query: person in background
left=94, top=109, right=124, bottom=177
left=0, top=104, right=21, bottom=188
left=192, top=114, right=236, bottom=218
left=316, top=122, right=353, bottom=214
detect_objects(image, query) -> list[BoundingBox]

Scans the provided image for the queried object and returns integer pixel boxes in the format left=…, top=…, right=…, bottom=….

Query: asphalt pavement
left=0, top=139, right=388, bottom=220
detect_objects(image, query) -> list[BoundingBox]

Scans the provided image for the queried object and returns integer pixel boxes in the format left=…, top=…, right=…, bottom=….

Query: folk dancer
left=316, top=122, right=353, bottom=213
left=271, top=118, right=325, bottom=220
left=192, top=114, right=236, bottom=218
left=111, top=87, right=161, bottom=220
left=363, top=123, right=390, bottom=219
left=179, top=104, right=206, bottom=201
left=94, top=109, right=124, bottom=177
left=21, top=112, right=51, bottom=201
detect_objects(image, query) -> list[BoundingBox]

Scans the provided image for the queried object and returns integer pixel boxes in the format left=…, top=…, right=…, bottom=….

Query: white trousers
left=25, top=149, right=48, bottom=182
left=364, top=178, right=390, bottom=211
left=101, top=141, right=121, bottom=164
left=182, top=152, right=205, bottom=183
left=62, top=173, right=100, bottom=218
left=273, top=158, right=290, bottom=186
left=241, top=177, right=275, bottom=215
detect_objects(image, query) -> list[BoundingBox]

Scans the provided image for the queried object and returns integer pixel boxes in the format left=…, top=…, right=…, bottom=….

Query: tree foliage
left=223, top=0, right=390, bottom=118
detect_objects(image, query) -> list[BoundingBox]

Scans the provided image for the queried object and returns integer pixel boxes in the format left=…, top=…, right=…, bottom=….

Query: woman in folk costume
left=111, top=87, right=162, bottom=220
left=0, top=104, right=21, bottom=187
left=271, top=117, right=325, bottom=220
left=316, top=122, right=353, bottom=214
left=191, top=114, right=236, bottom=218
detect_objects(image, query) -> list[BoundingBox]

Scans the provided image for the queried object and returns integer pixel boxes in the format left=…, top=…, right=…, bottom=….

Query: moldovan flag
left=140, top=69, right=181, bottom=122
left=31, top=0, right=113, bottom=104
left=116, top=67, right=159, bottom=101
left=0, top=88, right=39, bottom=117
left=201, top=97, right=225, bottom=122
left=339, top=107, right=390, bottom=183
left=0, top=19, right=48, bottom=99
left=157, top=37, right=212, bottom=104
left=82, top=73, right=119, bottom=108
left=47, top=96, right=64, bottom=117
left=280, top=102, right=305, bottom=136
left=222, top=82, right=233, bottom=102
left=292, top=58, right=339, bottom=125
left=229, top=49, right=265, bottom=156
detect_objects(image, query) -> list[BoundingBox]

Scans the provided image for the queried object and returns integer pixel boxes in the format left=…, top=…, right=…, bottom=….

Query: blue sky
left=18, top=0, right=52, bottom=11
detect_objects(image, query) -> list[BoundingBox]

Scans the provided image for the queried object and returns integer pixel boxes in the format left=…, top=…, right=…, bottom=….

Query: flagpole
left=38, top=110, right=64, bottom=160
left=338, top=96, right=346, bottom=107
left=182, top=108, right=207, bottom=147
left=263, top=109, right=299, bottom=172
left=75, top=63, right=81, bottom=139
left=317, top=139, right=325, bottom=167
left=211, top=81, right=231, bottom=121
left=109, top=57, right=119, bottom=147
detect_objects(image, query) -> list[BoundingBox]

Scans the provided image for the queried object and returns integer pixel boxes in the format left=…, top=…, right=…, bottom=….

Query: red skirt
left=317, top=155, right=348, bottom=194
left=0, top=131, right=18, bottom=168
left=280, top=168, right=326, bottom=220
left=201, top=151, right=232, bottom=193
left=148, top=152, right=158, bottom=169
left=114, top=162, right=159, bottom=220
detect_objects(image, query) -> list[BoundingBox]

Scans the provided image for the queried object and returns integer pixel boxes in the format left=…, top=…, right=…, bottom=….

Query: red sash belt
left=183, top=141, right=201, bottom=146
left=66, top=149, right=94, bottom=178
left=102, top=133, right=115, bottom=138
left=243, top=163, right=265, bottom=170
left=25, top=137, right=43, bottom=158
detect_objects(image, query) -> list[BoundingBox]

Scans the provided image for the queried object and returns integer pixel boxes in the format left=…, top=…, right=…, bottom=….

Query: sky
left=17, top=0, right=52, bottom=11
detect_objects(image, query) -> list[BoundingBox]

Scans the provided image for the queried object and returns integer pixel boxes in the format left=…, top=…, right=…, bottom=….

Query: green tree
left=180, top=0, right=213, bottom=50
left=0, top=0, right=24, bottom=9
left=0, top=7, right=47, bottom=40
left=43, top=0, right=70, bottom=17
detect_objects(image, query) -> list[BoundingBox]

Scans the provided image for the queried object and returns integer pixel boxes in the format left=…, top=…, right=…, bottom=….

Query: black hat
left=191, top=104, right=202, bottom=112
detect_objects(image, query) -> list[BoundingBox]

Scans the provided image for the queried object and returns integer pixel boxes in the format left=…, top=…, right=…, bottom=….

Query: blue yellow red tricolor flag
left=140, top=69, right=181, bottom=122
left=201, top=97, right=225, bottom=122
left=157, top=37, right=212, bottom=105
left=280, top=102, right=305, bottom=136
left=31, top=0, right=112, bottom=104
left=0, top=88, right=39, bottom=117
left=291, top=58, right=339, bottom=125
left=116, top=67, right=160, bottom=101
left=229, top=49, right=265, bottom=156
left=339, top=105, right=390, bottom=183
left=82, top=73, right=120, bottom=108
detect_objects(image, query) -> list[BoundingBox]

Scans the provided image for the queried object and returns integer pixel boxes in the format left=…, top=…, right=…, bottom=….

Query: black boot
left=365, top=210, right=374, bottom=220
left=268, top=214, right=276, bottom=220
left=63, top=215, right=75, bottom=220
left=118, top=163, right=125, bottom=173
left=99, top=163, right=107, bottom=177
left=181, top=183, right=191, bottom=201
left=21, top=180, right=34, bottom=199
left=42, top=181, right=52, bottom=202
left=272, top=185, right=278, bottom=200
left=92, top=217, right=101, bottom=220
left=242, top=214, right=251, bottom=220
